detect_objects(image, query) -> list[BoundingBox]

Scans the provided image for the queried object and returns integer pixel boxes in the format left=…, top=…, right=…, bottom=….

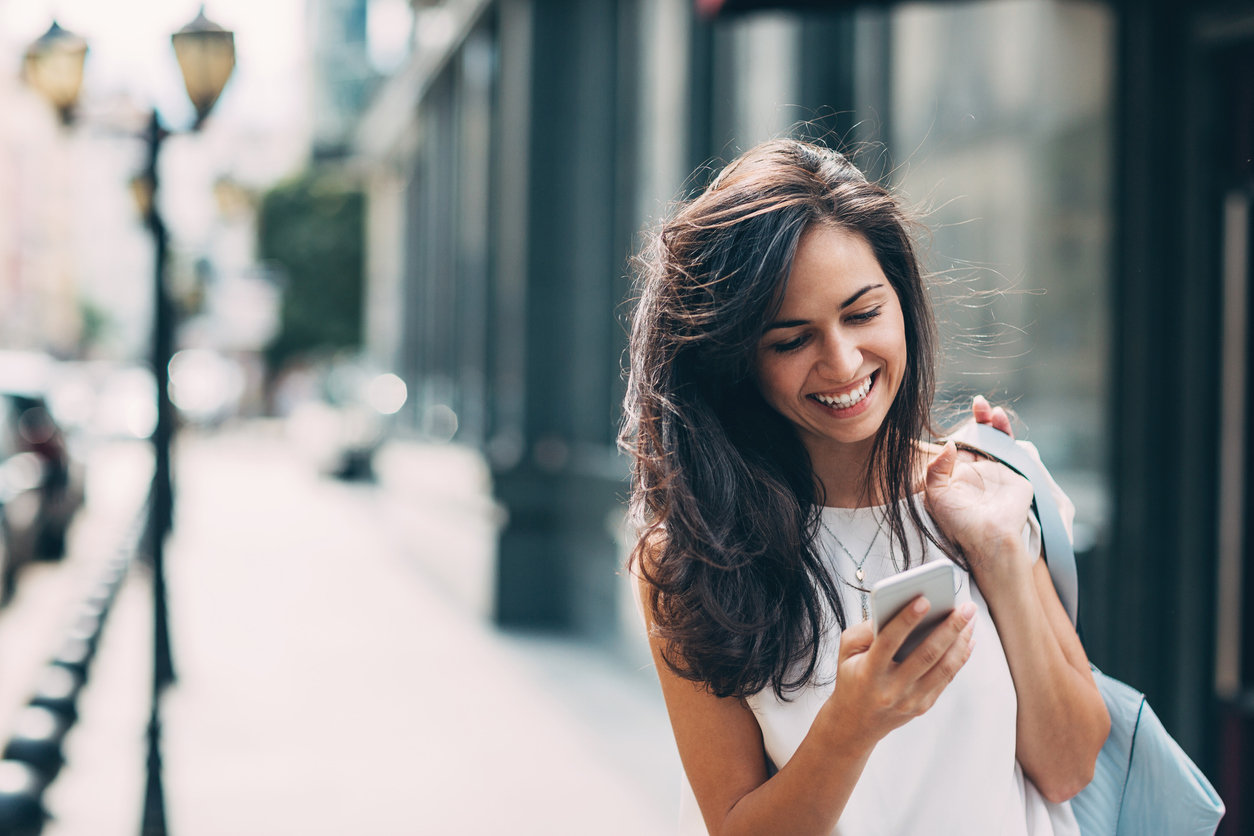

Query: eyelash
left=772, top=335, right=809, bottom=353
left=848, top=307, right=882, bottom=324
left=769, top=307, right=883, bottom=354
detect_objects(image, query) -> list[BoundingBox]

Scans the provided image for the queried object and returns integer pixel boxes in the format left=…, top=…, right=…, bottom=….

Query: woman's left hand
left=924, top=442, right=1034, bottom=579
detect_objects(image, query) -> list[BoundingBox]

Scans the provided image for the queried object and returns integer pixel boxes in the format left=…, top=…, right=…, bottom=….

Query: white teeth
left=814, top=377, right=872, bottom=409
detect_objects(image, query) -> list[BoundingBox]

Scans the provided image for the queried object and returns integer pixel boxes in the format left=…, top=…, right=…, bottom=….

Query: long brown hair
left=621, top=139, right=951, bottom=700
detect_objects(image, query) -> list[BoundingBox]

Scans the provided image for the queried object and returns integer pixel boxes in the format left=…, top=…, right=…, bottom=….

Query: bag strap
left=951, top=423, right=1079, bottom=627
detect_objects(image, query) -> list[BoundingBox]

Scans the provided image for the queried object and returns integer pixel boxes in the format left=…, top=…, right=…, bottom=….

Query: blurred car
left=0, top=440, right=44, bottom=606
left=283, top=356, right=408, bottom=481
left=45, top=360, right=156, bottom=442
left=0, top=524, right=10, bottom=605
left=3, top=391, right=85, bottom=554
left=0, top=352, right=86, bottom=604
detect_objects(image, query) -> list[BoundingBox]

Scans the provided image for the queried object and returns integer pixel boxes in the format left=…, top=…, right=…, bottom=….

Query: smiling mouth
left=810, top=372, right=876, bottom=410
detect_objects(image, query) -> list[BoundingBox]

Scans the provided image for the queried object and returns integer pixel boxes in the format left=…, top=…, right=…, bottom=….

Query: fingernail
left=913, top=597, right=930, bottom=614
left=959, top=602, right=976, bottom=621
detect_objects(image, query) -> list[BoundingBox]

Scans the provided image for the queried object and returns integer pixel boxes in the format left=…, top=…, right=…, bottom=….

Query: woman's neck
left=809, top=437, right=878, bottom=508
left=811, top=438, right=936, bottom=508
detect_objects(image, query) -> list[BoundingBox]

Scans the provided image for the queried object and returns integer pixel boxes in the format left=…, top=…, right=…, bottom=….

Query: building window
left=886, top=0, right=1115, bottom=550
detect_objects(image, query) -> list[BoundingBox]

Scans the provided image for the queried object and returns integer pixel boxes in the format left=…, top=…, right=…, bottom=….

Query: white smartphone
left=869, top=561, right=957, bottom=662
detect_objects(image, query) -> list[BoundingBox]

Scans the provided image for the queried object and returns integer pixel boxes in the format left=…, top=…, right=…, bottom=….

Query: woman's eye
left=848, top=306, right=882, bottom=324
left=771, top=334, right=809, bottom=353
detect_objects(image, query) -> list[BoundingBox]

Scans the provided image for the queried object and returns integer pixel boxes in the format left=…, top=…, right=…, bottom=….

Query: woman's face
left=753, top=223, right=908, bottom=465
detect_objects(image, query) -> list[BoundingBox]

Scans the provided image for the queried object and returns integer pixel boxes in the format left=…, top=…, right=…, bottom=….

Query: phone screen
left=869, top=561, right=957, bottom=662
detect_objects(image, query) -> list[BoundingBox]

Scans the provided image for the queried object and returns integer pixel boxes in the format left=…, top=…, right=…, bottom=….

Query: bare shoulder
left=633, top=526, right=771, bottom=831
left=631, top=527, right=668, bottom=625
left=633, top=526, right=667, bottom=570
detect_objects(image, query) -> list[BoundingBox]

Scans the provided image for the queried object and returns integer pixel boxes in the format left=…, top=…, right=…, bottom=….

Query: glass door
left=1213, top=36, right=1254, bottom=834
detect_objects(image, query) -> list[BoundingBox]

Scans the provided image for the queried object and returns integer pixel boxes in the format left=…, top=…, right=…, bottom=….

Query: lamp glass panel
left=24, top=42, right=86, bottom=111
left=172, top=31, right=236, bottom=118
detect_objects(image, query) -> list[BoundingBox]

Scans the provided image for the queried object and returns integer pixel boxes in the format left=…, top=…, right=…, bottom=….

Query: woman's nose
left=817, top=331, right=862, bottom=382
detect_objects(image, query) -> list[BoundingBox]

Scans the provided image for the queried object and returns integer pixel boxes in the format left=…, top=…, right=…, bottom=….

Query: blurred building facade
left=0, top=59, right=96, bottom=357
left=309, top=0, right=382, bottom=159
left=0, top=6, right=321, bottom=436
left=356, top=0, right=1254, bottom=824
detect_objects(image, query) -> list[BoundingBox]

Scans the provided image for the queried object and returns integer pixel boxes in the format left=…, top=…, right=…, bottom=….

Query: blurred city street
left=1, top=424, right=681, bottom=835
left=3, top=0, right=1251, bottom=829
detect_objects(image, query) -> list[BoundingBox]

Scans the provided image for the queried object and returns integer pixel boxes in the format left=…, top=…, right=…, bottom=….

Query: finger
left=912, top=615, right=977, bottom=697
left=871, top=595, right=933, bottom=664
left=839, top=620, right=875, bottom=659
left=972, top=395, right=993, bottom=424
left=925, top=441, right=958, bottom=490
left=991, top=406, right=1013, bottom=437
left=898, top=602, right=976, bottom=680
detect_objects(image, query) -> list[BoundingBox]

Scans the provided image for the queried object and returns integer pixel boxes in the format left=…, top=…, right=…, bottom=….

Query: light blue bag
left=960, top=423, right=1225, bottom=836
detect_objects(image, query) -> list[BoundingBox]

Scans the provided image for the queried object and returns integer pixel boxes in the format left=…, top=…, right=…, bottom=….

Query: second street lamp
left=21, top=20, right=88, bottom=126
left=22, top=7, right=237, bottom=835
left=173, top=7, right=237, bottom=129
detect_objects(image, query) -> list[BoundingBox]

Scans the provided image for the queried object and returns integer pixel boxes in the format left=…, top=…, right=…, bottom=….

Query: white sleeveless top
left=676, top=486, right=1082, bottom=835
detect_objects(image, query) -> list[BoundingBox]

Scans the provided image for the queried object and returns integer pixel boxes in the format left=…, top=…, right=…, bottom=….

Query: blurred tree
left=76, top=297, right=113, bottom=357
left=258, top=171, right=364, bottom=372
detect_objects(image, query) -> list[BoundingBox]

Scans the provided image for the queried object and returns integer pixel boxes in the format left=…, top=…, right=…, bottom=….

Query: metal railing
left=0, top=504, right=147, bottom=835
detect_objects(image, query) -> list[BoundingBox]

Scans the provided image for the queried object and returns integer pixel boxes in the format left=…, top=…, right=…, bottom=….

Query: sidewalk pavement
left=38, top=424, right=682, bottom=835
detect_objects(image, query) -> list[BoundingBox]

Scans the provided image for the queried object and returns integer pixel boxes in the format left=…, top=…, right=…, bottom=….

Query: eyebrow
left=762, top=283, right=883, bottom=333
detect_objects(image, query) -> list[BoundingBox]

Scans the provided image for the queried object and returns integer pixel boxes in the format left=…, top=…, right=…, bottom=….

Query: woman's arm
left=986, top=554, right=1109, bottom=801
left=645, top=622, right=870, bottom=836
left=924, top=445, right=1109, bottom=803
left=639, top=570, right=977, bottom=835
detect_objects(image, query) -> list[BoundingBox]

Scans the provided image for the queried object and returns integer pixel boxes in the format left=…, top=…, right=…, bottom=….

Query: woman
left=621, top=139, right=1110, bottom=835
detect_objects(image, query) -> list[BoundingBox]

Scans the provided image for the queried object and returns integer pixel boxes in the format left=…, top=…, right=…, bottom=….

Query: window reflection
left=886, top=0, right=1114, bottom=550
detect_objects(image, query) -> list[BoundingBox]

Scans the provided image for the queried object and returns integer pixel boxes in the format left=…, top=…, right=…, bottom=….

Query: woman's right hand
left=824, top=599, right=978, bottom=745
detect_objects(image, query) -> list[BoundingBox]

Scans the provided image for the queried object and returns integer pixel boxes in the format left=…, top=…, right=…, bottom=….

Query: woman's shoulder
left=630, top=526, right=669, bottom=619
left=632, top=525, right=667, bottom=571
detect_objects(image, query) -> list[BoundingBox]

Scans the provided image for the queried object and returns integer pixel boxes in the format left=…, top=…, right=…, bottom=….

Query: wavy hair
left=621, top=139, right=954, bottom=700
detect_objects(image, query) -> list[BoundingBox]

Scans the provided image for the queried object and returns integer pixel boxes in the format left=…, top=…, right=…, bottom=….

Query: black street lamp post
left=137, top=108, right=177, bottom=836
left=23, top=8, right=236, bottom=834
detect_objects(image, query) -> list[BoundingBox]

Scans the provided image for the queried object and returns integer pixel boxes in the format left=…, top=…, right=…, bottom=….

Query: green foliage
left=258, top=171, right=364, bottom=372
left=76, top=296, right=113, bottom=357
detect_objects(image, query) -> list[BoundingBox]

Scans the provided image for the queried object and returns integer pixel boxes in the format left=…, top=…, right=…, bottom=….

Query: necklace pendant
left=855, top=568, right=865, bottom=582
left=860, top=593, right=869, bottom=621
